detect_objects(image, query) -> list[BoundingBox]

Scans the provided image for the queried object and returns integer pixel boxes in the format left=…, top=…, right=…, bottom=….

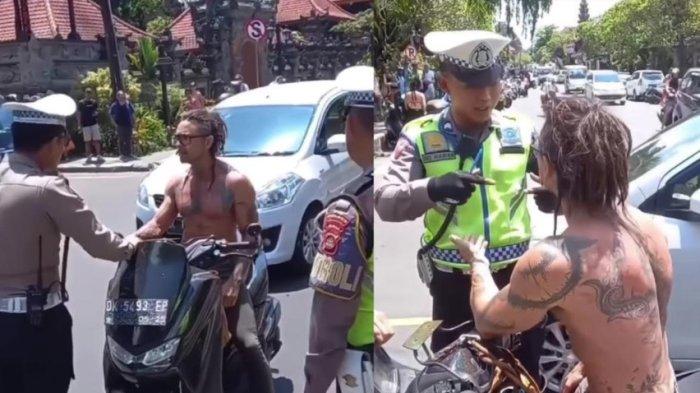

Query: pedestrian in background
left=184, top=86, right=206, bottom=111
left=231, top=74, right=250, bottom=94
left=404, top=78, right=427, bottom=122
left=77, top=88, right=102, bottom=163
left=109, top=90, right=135, bottom=160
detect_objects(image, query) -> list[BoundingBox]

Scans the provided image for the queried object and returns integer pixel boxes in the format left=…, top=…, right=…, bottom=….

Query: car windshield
left=217, top=105, right=315, bottom=156
left=568, top=70, right=586, bottom=79
left=629, top=115, right=700, bottom=181
left=594, top=73, right=620, bottom=82
left=642, top=73, right=663, bottom=80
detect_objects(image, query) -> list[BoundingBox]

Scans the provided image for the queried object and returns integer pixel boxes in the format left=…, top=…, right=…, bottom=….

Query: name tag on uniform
left=500, top=127, right=525, bottom=154
left=421, top=132, right=456, bottom=163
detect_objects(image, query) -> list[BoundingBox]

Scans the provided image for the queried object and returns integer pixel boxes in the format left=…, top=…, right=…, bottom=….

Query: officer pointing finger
left=374, top=30, right=546, bottom=380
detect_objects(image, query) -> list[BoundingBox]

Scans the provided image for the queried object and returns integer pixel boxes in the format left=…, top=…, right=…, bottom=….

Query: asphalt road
left=375, top=84, right=665, bottom=367
left=63, top=172, right=312, bottom=393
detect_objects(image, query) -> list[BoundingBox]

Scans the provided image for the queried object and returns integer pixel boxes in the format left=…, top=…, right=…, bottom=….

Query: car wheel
left=292, top=204, right=323, bottom=272
left=539, top=319, right=578, bottom=393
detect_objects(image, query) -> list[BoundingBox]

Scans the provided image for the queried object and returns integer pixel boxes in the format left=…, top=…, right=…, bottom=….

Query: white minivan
left=136, top=81, right=364, bottom=268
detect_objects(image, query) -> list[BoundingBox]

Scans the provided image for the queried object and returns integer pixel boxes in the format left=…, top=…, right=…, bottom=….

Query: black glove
left=527, top=187, right=558, bottom=213
left=427, top=171, right=489, bottom=205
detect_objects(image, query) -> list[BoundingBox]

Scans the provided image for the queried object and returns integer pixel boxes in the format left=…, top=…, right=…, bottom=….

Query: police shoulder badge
left=321, top=211, right=350, bottom=257
left=469, top=42, right=493, bottom=70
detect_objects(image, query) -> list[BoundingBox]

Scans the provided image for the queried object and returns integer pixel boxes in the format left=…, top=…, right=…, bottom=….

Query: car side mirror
left=691, top=189, right=700, bottom=216
left=325, top=133, right=347, bottom=154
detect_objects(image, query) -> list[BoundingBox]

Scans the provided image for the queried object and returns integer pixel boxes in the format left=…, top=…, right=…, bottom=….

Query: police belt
left=0, top=291, right=63, bottom=313
left=426, top=240, right=530, bottom=275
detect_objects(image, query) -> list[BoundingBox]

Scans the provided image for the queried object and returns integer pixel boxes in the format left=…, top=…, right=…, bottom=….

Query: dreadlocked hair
left=179, top=109, right=228, bottom=189
left=540, top=97, right=652, bottom=257
left=179, top=109, right=227, bottom=157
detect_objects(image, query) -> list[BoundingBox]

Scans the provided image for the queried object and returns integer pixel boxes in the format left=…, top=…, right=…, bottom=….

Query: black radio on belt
left=26, top=285, right=47, bottom=327
left=27, top=236, right=48, bottom=327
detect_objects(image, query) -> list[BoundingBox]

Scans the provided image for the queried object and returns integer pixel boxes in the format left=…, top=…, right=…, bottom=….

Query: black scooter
left=374, top=320, right=539, bottom=393
left=103, top=224, right=281, bottom=393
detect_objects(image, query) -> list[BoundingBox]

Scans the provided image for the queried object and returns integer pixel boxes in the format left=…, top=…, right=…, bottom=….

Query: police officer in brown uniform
left=0, top=94, right=138, bottom=393
left=304, top=65, right=375, bottom=393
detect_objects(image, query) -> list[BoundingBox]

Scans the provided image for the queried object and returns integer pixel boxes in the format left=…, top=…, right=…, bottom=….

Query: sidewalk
left=58, top=149, right=175, bottom=173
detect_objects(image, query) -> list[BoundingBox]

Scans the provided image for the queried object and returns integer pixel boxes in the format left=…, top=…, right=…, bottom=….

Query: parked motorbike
left=375, top=320, right=700, bottom=393
left=643, top=85, right=663, bottom=104
left=103, top=224, right=282, bottom=393
left=374, top=320, right=540, bottom=393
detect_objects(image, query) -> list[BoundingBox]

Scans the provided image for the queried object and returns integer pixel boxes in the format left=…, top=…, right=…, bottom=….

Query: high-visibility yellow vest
left=405, top=110, right=534, bottom=271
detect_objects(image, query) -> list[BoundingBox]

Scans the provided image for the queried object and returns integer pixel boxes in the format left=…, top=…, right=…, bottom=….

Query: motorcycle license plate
left=105, top=299, right=169, bottom=326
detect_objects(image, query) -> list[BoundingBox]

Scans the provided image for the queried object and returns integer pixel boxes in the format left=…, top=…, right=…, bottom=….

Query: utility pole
left=100, top=0, right=124, bottom=96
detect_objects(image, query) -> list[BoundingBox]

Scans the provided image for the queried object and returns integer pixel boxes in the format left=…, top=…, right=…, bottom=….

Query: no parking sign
left=246, top=19, right=266, bottom=41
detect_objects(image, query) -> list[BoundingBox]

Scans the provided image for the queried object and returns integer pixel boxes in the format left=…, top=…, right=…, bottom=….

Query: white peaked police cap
left=424, top=30, right=511, bottom=87
left=336, top=65, right=374, bottom=109
left=2, top=94, right=77, bottom=127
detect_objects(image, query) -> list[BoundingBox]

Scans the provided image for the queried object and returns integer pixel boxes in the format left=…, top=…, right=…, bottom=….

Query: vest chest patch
left=420, top=131, right=456, bottom=163
left=499, top=127, right=525, bottom=154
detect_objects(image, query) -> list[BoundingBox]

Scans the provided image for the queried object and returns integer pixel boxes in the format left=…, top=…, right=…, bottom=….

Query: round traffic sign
left=246, top=19, right=266, bottom=41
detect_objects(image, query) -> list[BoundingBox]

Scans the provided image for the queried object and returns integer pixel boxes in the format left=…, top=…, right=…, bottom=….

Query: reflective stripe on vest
left=405, top=112, right=532, bottom=271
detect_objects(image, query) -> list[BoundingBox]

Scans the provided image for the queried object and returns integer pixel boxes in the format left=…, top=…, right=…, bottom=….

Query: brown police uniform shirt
left=0, top=153, right=133, bottom=297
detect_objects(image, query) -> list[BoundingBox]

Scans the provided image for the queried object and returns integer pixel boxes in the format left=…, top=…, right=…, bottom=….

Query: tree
left=532, top=24, right=556, bottom=63
left=497, top=0, right=553, bottom=41
left=115, top=0, right=168, bottom=30
left=146, top=16, right=173, bottom=36
left=578, top=0, right=590, bottom=23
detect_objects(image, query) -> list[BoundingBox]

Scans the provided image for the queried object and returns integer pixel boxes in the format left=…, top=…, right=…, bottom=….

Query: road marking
left=388, top=317, right=432, bottom=327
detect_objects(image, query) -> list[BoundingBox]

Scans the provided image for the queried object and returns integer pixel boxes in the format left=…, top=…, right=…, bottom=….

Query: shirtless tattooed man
left=452, top=98, right=676, bottom=393
left=136, top=109, right=274, bottom=393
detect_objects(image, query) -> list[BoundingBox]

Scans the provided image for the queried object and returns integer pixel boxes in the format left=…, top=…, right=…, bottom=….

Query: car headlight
left=138, top=184, right=149, bottom=206
left=257, top=173, right=304, bottom=210
left=142, top=337, right=180, bottom=366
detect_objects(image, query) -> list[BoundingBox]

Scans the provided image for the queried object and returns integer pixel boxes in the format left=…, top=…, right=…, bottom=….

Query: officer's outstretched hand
left=374, top=311, right=395, bottom=346
left=427, top=171, right=494, bottom=205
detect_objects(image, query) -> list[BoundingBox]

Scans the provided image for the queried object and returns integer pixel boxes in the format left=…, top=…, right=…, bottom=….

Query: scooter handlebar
left=215, top=223, right=262, bottom=252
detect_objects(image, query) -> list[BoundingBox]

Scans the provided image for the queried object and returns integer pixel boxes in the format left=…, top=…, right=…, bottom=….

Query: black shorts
left=0, top=303, right=74, bottom=393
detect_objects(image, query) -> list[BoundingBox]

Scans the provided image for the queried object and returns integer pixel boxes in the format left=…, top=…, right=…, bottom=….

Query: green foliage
left=116, top=0, right=167, bottom=30
left=532, top=25, right=556, bottom=63
left=128, top=37, right=159, bottom=81
left=147, top=16, right=173, bottom=36
left=331, top=9, right=373, bottom=37
left=373, top=0, right=497, bottom=81
left=578, top=0, right=590, bottom=23
left=156, top=84, right=186, bottom=126
left=498, top=0, right=553, bottom=40
left=134, top=106, right=169, bottom=155
left=531, top=25, right=578, bottom=65
left=576, top=0, right=700, bottom=70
